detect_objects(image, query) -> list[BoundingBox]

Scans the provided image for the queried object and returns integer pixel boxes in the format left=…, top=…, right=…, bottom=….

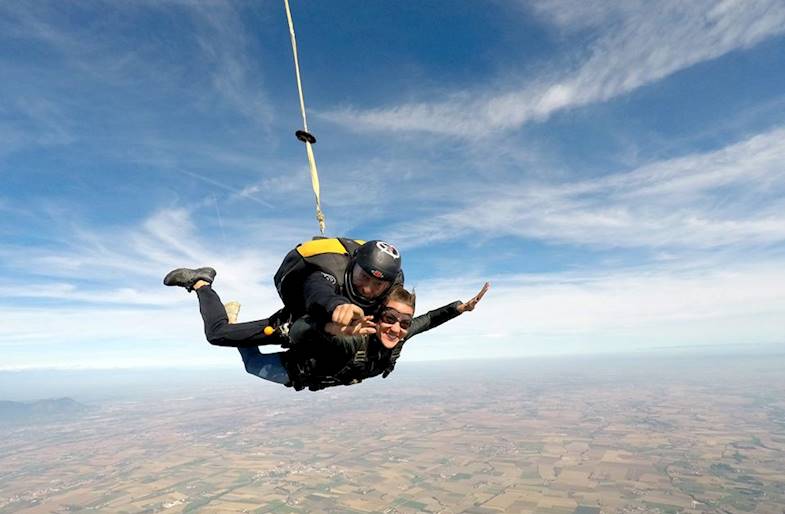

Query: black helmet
left=345, top=240, right=402, bottom=308
left=354, top=240, right=401, bottom=281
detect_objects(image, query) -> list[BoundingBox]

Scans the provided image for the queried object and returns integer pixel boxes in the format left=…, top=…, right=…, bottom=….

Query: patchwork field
left=1, top=354, right=784, bottom=513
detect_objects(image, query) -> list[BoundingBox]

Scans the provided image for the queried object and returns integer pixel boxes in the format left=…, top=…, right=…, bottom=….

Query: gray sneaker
left=163, top=267, right=217, bottom=292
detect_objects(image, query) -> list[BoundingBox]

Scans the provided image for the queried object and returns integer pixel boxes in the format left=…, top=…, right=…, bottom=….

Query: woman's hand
left=456, top=282, right=490, bottom=313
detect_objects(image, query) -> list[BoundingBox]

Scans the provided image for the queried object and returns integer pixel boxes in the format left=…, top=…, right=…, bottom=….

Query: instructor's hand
left=325, top=316, right=376, bottom=336
left=332, top=303, right=366, bottom=326
left=457, top=282, right=490, bottom=313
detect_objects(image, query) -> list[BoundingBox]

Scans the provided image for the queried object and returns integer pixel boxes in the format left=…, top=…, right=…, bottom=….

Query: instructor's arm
left=303, top=271, right=363, bottom=325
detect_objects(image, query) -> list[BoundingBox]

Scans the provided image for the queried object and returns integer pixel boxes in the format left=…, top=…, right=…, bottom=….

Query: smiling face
left=376, top=299, right=415, bottom=349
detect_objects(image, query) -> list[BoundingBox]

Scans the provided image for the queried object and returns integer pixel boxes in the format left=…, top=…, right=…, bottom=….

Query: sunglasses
left=378, top=308, right=413, bottom=330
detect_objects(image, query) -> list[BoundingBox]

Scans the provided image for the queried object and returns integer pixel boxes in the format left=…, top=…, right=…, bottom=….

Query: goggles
left=378, top=308, right=413, bottom=330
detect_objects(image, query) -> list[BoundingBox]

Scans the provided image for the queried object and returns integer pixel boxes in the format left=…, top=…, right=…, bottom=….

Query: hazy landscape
left=1, top=351, right=784, bottom=514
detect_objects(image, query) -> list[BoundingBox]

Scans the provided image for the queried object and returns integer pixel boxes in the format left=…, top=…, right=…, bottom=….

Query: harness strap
left=292, top=340, right=404, bottom=391
left=283, top=0, right=326, bottom=235
left=383, top=344, right=403, bottom=378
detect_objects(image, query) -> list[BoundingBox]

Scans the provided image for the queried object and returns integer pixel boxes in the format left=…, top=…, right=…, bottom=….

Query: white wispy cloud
left=405, top=258, right=785, bottom=361
left=0, top=207, right=294, bottom=372
left=187, top=1, right=274, bottom=127
left=0, top=207, right=284, bottom=307
left=0, top=284, right=173, bottom=306
left=0, top=2, right=166, bottom=89
left=0, top=300, right=247, bottom=370
left=0, top=97, right=75, bottom=160
left=0, top=1, right=275, bottom=156
left=389, top=127, right=785, bottom=250
left=2, top=202, right=784, bottom=367
left=322, top=0, right=785, bottom=137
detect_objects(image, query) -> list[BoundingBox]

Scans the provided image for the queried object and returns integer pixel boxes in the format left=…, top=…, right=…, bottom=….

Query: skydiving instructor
left=163, top=238, right=404, bottom=348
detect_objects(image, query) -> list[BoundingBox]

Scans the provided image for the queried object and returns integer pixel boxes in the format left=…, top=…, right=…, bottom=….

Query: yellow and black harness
left=273, top=237, right=365, bottom=318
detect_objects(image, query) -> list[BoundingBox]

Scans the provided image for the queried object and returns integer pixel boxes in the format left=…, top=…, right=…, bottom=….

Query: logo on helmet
left=376, top=241, right=399, bottom=259
left=371, top=269, right=384, bottom=278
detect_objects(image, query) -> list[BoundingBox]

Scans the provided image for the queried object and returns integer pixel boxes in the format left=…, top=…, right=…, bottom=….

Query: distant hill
left=0, top=397, right=91, bottom=425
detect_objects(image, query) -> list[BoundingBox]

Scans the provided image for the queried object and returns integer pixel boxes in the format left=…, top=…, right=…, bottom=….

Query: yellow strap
left=297, top=238, right=346, bottom=257
left=296, top=238, right=366, bottom=258
left=284, top=0, right=326, bottom=235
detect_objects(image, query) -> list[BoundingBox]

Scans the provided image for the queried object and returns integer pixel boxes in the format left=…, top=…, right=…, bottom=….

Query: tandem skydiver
left=163, top=238, right=403, bottom=348
left=234, top=282, right=490, bottom=391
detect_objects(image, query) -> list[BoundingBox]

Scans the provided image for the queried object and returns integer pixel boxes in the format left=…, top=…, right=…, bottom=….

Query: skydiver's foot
left=163, top=267, right=216, bottom=292
left=224, top=301, right=241, bottom=324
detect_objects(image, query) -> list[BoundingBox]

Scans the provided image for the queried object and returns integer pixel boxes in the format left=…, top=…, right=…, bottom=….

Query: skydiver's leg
left=195, top=285, right=274, bottom=347
left=237, top=347, right=290, bottom=385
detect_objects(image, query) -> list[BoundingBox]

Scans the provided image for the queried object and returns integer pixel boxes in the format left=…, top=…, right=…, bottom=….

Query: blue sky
left=2, top=0, right=785, bottom=370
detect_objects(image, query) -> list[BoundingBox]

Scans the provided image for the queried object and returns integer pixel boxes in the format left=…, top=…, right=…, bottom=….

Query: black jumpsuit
left=238, top=302, right=463, bottom=389
left=195, top=270, right=355, bottom=347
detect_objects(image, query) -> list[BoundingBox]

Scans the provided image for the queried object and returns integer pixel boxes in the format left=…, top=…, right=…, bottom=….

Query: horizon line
left=2, top=343, right=783, bottom=373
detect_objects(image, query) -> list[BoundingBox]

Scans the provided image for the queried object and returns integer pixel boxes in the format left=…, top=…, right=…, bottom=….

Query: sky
left=1, top=0, right=785, bottom=371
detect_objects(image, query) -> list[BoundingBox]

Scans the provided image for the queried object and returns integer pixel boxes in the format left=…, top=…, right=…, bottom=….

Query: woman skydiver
left=236, top=282, right=490, bottom=391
